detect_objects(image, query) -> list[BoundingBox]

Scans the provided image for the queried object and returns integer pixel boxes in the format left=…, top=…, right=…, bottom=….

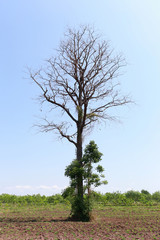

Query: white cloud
left=15, top=185, right=33, bottom=189
left=37, top=185, right=61, bottom=190
left=0, top=185, right=63, bottom=196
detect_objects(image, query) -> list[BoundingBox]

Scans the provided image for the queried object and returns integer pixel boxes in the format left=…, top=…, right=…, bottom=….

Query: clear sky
left=0, top=0, right=160, bottom=196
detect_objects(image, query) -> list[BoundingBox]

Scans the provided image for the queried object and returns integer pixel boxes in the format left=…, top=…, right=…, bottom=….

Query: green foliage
left=125, top=190, right=142, bottom=202
left=62, top=187, right=75, bottom=200
left=65, top=141, right=107, bottom=193
left=83, top=141, right=107, bottom=190
left=0, top=194, right=68, bottom=206
left=141, top=189, right=152, bottom=203
left=0, top=190, right=160, bottom=207
left=141, top=189, right=150, bottom=195
left=82, top=141, right=103, bottom=164
left=104, top=192, right=134, bottom=206
left=152, top=191, right=160, bottom=202
left=47, top=194, right=65, bottom=204
left=64, top=140, right=107, bottom=221
left=65, top=160, right=84, bottom=188
left=69, top=195, right=92, bottom=221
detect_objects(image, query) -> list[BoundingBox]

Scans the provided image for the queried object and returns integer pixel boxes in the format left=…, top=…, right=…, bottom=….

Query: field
left=0, top=203, right=160, bottom=240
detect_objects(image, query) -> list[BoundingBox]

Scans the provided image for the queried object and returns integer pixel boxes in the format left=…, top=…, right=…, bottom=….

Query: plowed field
left=0, top=205, right=160, bottom=239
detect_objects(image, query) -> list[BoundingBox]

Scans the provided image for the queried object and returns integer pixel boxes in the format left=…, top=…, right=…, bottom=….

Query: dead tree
left=29, top=25, right=131, bottom=218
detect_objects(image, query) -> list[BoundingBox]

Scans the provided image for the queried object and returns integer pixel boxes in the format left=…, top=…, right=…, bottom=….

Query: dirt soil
left=0, top=205, right=160, bottom=239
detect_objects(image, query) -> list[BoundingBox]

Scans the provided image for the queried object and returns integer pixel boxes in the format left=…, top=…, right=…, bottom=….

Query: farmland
left=0, top=193, right=160, bottom=240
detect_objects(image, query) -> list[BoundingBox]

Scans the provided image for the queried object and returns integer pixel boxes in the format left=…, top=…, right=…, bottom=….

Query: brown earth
left=0, top=205, right=160, bottom=239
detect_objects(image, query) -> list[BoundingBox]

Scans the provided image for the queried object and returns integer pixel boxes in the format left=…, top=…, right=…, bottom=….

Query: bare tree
left=29, top=25, right=131, bottom=219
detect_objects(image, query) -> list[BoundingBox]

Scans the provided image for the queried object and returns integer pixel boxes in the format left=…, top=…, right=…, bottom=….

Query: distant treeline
left=0, top=190, right=160, bottom=206
left=91, top=190, right=160, bottom=206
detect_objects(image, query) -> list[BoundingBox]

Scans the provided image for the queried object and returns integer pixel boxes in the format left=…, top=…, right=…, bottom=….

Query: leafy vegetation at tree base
left=65, top=141, right=107, bottom=220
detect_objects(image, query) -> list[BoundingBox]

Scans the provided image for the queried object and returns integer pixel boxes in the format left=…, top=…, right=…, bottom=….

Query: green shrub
left=152, top=191, right=160, bottom=202
left=104, top=192, right=134, bottom=206
left=125, top=190, right=141, bottom=202
left=47, top=194, right=65, bottom=204
left=62, top=187, right=75, bottom=203
left=141, top=189, right=152, bottom=202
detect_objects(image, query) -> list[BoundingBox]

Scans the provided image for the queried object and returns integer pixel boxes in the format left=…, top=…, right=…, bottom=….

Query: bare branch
left=35, top=118, right=77, bottom=146
left=29, top=25, right=132, bottom=146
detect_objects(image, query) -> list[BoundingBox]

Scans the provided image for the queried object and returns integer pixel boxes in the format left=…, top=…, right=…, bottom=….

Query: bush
left=104, top=192, right=134, bottom=206
left=47, top=194, right=66, bottom=204
left=141, top=189, right=150, bottom=195
left=141, top=189, right=152, bottom=202
left=125, top=190, right=141, bottom=202
left=62, top=187, right=75, bottom=202
left=152, top=191, right=160, bottom=202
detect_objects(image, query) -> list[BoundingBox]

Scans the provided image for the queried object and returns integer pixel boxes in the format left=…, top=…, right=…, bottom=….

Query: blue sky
left=0, top=0, right=160, bottom=195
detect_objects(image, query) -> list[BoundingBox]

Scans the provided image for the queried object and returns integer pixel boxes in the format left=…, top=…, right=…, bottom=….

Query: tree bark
left=76, top=73, right=84, bottom=203
left=76, top=124, right=83, bottom=202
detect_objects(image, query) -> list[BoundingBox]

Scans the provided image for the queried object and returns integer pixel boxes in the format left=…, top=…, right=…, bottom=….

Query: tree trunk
left=77, top=81, right=83, bottom=203
left=73, top=122, right=84, bottom=220
left=76, top=129, right=83, bottom=200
